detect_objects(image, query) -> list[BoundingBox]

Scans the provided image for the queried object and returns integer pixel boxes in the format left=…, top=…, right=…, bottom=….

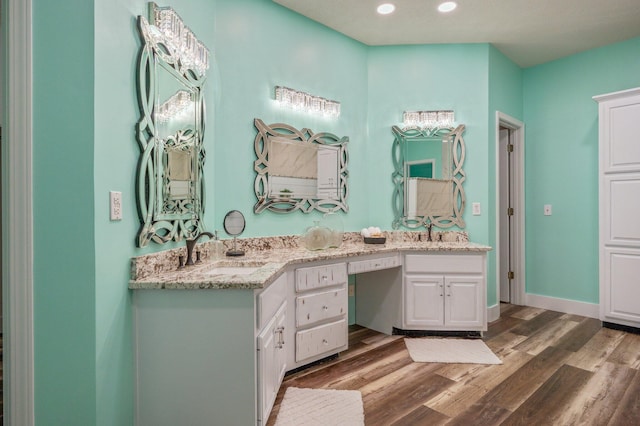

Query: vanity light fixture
left=155, top=90, right=192, bottom=123
left=143, top=3, right=210, bottom=77
left=438, top=1, right=457, bottom=13
left=377, top=3, right=396, bottom=15
left=274, top=86, right=341, bottom=118
left=402, top=110, right=455, bottom=130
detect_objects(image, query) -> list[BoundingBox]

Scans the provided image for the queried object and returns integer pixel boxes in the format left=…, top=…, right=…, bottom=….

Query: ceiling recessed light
left=377, top=3, right=396, bottom=15
left=438, top=1, right=457, bottom=13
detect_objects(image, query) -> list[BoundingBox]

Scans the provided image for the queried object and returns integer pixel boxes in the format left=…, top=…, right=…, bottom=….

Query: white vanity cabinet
left=403, top=253, right=487, bottom=331
left=291, top=262, right=348, bottom=367
left=133, top=273, right=288, bottom=426
left=595, top=87, right=640, bottom=329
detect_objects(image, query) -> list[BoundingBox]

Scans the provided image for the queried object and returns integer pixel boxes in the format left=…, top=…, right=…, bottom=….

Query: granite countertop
left=129, top=231, right=491, bottom=291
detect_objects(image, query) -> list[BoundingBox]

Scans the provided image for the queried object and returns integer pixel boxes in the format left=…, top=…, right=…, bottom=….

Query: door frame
left=495, top=112, right=525, bottom=306
left=3, top=0, right=35, bottom=424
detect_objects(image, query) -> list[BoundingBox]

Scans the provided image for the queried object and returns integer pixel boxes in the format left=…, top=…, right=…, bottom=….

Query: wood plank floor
left=267, top=304, right=640, bottom=425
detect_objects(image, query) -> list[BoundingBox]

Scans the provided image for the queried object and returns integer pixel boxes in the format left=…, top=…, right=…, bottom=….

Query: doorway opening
left=496, top=112, right=525, bottom=306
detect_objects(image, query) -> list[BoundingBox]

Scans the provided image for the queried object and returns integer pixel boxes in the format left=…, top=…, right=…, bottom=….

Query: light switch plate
left=472, top=202, right=481, bottom=215
left=544, top=204, right=552, bottom=216
left=110, top=191, right=123, bottom=221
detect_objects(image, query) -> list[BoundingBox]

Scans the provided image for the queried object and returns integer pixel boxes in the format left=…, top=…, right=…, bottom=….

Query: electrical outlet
left=544, top=204, right=552, bottom=216
left=110, top=191, right=123, bottom=221
left=348, top=285, right=355, bottom=297
left=472, top=202, right=481, bottom=215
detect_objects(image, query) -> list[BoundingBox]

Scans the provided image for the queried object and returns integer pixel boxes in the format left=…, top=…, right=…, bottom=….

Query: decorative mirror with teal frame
left=392, top=124, right=466, bottom=229
left=135, top=3, right=210, bottom=247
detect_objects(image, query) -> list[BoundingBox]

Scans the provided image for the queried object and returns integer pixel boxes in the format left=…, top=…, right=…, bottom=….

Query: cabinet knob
left=322, top=339, right=328, bottom=345
left=323, top=305, right=328, bottom=311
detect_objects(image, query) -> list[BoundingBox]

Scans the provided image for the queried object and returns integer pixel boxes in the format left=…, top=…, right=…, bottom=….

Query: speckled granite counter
left=129, top=231, right=491, bottom=290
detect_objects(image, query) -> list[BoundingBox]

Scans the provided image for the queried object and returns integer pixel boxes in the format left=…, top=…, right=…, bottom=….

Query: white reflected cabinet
left=595, top=87, right=640, bottom=329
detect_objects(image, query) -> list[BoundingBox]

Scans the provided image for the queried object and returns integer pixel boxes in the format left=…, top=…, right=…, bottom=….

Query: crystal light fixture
left=143, top=3, right=210, bottom=77
left=156, top=90, right=192, bottom=123
left=274, top=86, right=341, bottom=118
left=402, top=110, right=455, bottom=130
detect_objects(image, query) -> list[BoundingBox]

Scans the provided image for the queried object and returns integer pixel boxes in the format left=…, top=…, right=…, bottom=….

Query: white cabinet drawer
left=296, top=288, right=347, bottom=327
left=347, top=254, right=401, bottom=274
left=295, top=263, right=347, bottom=292
left=256, top=273, right=287, bottom=330
left=295, top=318, right=347, bottom=362
left=404, top=254, right=484, bottom=274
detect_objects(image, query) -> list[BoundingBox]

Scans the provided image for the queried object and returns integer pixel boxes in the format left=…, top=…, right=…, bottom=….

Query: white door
left=496, top=112, right=525, bottom=307
left=404, top=275, right=444, bottom=327
left=498, top=128, right=513, bottom=302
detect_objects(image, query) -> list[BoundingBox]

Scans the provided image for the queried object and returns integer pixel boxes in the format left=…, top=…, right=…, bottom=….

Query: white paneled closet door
left=594, top=87, right=640, bottom=329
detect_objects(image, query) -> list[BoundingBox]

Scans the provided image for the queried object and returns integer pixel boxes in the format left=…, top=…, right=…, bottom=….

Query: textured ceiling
left=273, top=0, right=640, bottom=67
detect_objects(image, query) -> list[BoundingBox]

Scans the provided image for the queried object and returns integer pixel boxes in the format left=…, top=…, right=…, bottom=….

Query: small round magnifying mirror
left=223, top=210, right=246, bottom=256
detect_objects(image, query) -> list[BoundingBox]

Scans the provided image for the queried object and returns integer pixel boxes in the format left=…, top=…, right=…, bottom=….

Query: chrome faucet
left=185, top=231, right=214, bottom=266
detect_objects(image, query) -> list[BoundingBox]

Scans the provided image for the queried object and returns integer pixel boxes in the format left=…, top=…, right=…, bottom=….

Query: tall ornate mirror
left=135, top=3, right=210, bottom=247
left=254, top=119, right=348, bottom=214
left=392, top=125, right=466, bottom=229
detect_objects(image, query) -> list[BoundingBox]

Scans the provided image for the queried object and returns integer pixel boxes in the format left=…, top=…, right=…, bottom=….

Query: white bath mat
left=404, top=338, right=502, bottom=364
left=275, top=387, right=365, bottom=426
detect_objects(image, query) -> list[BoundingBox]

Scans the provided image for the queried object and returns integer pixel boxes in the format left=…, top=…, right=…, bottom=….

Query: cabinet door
left=445, top=275, right=483, bottom=328
left=603, top=174, right=640, bottom=246
left=602, top=247, right=640, bottom=326
left=257, top=302, right=287, bottom=424
left=599, top=92, right=640, bottom=174
left=404, top=275, right=444, bottom=328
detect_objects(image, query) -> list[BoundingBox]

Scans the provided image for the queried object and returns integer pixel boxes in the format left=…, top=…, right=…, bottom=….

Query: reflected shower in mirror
left=392, top=125, right=466, bottom=229
left=253, top=119, right=348, bottom=214
left=135, top=2, right=210, bottom=247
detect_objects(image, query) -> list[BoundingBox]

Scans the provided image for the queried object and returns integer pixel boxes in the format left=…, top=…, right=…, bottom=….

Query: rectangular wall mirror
left=254, top=119, right=348, bottom=214
left=392, top=125, right=466, bottom=229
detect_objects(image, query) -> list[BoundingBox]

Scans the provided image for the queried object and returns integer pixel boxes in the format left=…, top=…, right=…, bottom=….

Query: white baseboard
left=487, top=304, right=500, bottom=323
left=525, top=293, right=599, bottom=319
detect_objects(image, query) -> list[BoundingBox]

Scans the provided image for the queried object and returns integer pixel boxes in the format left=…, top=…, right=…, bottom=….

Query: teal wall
left=24, top=0, right=640, bottom=422
left=211, top=0, right=369, bottom=237
left=366, top=44, right=491, bottom=237
left=522, top=36, right=640, bottom=303
left=33, top=0, right=97, bottom=424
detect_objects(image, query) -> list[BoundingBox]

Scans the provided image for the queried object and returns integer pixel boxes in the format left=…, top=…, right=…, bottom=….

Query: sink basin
left=202, top=266, right=261, bottom=276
